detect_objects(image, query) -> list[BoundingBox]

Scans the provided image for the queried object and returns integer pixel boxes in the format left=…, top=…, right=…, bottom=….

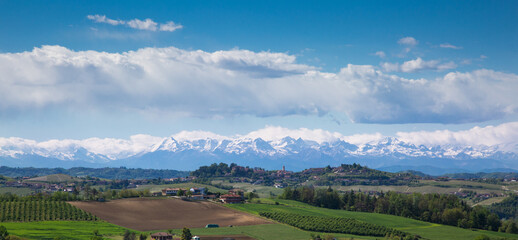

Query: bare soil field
left=69, top=198, right=271, bottom=231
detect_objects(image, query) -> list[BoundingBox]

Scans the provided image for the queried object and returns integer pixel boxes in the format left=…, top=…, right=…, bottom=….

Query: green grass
left=135, top=182, right=228, bottom=194
left=169, top=223, right=374, bottom=240
left=226, top=198, right=518, bottom=240
left=0, top=221, right=134, bottom=240
left=215, top=181, right=285, bottom=198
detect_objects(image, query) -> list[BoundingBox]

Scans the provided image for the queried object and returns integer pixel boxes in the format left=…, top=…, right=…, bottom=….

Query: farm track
left=69, top=198, right=271, bottom=231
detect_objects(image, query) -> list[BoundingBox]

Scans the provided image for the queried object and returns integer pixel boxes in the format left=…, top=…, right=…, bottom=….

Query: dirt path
left=70, top=198, right=271, bottom=231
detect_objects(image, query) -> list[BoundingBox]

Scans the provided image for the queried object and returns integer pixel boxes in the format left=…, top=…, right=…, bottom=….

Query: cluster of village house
left=4, top=180, right=77, bottom=193
left=160, top=187, right=244, bottom=204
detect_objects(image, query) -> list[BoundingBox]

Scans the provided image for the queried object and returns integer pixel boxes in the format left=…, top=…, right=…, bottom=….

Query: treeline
left=75, top=186, right=152, bottom=201
left=487, top=195, right=518, bottom=220
left=0, top=166, right=188, bottom=179
left=0, top=187, right=152, bottom=202
left=0, top=199, right=97, bottom=222
left=280, top=187, right=517, bottom=233
left=259, top=212, right=416, bottom=239
left=191, top=163, right=258, bottom=178
left=0, top=192, right=81, bottom=202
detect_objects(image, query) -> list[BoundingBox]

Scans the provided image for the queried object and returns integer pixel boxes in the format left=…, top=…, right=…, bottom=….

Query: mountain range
left=1, top=134, right=517, bottom=175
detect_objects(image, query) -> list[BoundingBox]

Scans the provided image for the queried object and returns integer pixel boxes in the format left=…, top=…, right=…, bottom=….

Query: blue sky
left=0, top=0, right=517, bottom=141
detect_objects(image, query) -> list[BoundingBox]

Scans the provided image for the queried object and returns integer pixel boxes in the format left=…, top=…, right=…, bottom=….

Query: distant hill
left=443, top=172, right=518, bottom=179
left=26, top=174, right=78, bottom=182
left=0, top=166, right=189, bottom=179
left=379, top=165, right=518, bottom=176
left=396, top=170, right=431, bottom=178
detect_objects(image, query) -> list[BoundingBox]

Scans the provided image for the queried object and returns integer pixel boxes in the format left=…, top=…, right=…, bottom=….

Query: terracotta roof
left=220, top=194, right=242, bottom=198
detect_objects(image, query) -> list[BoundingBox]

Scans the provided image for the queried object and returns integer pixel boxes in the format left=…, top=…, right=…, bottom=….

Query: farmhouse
left=150, top=232, right=173, bottom=240
left=190, top=194, right=205, bottom=200
left=161, top=188, right=184, bottom=196
left=220, top=194, right=243, bottom=204
left=190, top=187, right=206, bottom=195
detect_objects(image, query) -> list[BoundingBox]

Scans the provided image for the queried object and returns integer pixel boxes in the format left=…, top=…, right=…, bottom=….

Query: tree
left=123, top=230, right=136, bottom=240
left=474, top=235, right=490, bottom=240
left=177, top=189, right=185, bottom=196
left=506, top=221, right=518, bottom=234
left=0, top=225, right=8, bottom=240
left=139, top=233, right=147, bottom=240
left=181, top=227, right=192, bottom=240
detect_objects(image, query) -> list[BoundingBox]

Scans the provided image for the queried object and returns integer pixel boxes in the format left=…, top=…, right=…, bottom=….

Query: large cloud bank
left=0, top=45, right=517, bottom=123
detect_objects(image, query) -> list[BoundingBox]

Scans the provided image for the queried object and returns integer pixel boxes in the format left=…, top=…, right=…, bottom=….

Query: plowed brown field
left=69, top=198, right=270, bottom=231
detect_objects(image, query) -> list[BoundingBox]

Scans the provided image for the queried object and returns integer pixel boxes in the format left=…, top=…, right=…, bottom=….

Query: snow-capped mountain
left=1, top=132, right=517, bottom=174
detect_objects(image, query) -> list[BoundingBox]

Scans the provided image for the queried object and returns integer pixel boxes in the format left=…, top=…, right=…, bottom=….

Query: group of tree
left=487, top=195, right=518, bottom=220
left=279, top=186, right=518, bottom=233
left=122, top=230, right=146, bottom=240
left=0, top=226, right=8, bottom=240
left=191, top=163, right=257, bottom=178
left=260, top=211, right=417, bottom=239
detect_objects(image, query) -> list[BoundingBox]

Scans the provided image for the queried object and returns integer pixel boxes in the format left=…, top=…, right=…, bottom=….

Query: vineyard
left=0, top=200, right=98, bottom=222
left=259, top=211, right=414, bottom=238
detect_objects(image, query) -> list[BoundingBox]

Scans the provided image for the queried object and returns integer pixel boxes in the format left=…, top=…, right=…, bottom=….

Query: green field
left=169, top=223, right=377, bottom=240
left=0, top=187, right=34, bottom=196
left=226, top=198, right=518, bottom=240
left=0, top=219, right=374, bottom=240
left=0, top=221, right=133, bottom=240
left=3, top=197, right=518, bottom=240
left=135, top=182, right=228, bottom=194
left=335, top=180, right=505, bottom=195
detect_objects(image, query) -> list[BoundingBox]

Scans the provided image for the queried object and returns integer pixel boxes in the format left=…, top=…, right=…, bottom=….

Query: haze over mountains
left=1, top=126, right=517, bottom=175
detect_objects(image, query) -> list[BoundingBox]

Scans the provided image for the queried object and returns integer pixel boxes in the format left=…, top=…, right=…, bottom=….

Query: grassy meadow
left=0, top=221, right=133, bottom=240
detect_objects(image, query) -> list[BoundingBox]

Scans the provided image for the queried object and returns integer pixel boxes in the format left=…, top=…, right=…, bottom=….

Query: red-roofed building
left=220, top=194, right=243, bottom=204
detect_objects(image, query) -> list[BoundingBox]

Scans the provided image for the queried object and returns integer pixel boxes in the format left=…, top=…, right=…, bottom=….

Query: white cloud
left=396, top=122, right=518, bottom=151
left=87, top=15, right=182, bottom=32
left=374, top=51, right=386, bottom=58
left=243, top=126, right=343, bottom=144
left=127, top=18, right=158, bottom=31
left=87, top=14, right=124, bottom=25
left=398, top=37, right=418, bottom=46
left=341, top=133, right=385, bottom=145
left=159, top=21, right=183, bottom=32
left=173, top=131, right=228, bottom=142
left=0, top=134, right=162, bottom=160
left=440, top=43, right=462, bottom=49
left=382, top=57, right=457, bottom=73
left=0, top=45, right=517, bottom=124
